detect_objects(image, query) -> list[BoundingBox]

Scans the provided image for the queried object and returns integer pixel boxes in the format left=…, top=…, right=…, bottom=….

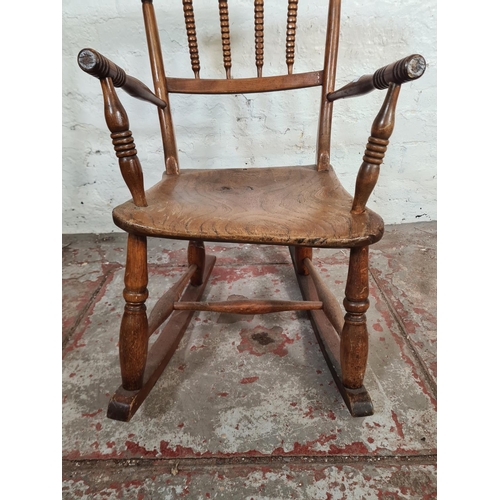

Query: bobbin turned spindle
left=182, top=0, right=200, bottom=78
left=254, top=0, right=264, bottom=77
left=218, top=0, right=232, bottom=79
left=286, top=0, right=299, bottom=74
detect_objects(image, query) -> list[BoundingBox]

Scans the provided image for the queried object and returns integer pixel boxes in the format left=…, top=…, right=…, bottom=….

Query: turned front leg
left=120, top=234, right=149, bottom=391
left=341, top=246, right=369, bottom=389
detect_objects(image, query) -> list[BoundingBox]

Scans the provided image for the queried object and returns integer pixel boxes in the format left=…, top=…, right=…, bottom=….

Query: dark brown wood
left=120, top=234, right=149, bottom=391
left=328, top=54, right=426, bottom=102
left=218, top=0, right=232, bottom=79
left=290, top=247, right=373, bottom=416
left=147, top=264, right=197, bottom=336
left=188, top=240, right=205, bottom=286
left=76, top=0, right=426, bottom=421
left=107, top=255, right=216, bottom=422
left=142, top=0, right=179, bottom=174
left=341, top=245, right=370, bottom=389
left=173, top=299, right=323, bottom=314
left=294, top=246, right=312, bottom=275
left=78, top=48, right=166, bottom=108
left=286, top=0, right=299, bottom=75
left=303, top=257, right=344, bottom=336
left=182, top=0, right=201, bottom=78
left=316, top=0, right=341, bottom=171
left=166, top=71, right=323, bottom=94
left=351, top=83, right=401, bottom=214
left=254, top=0, right=264, bottom=77
left=112, top=166, right=384, bottom=248
left=100, top=78, right=147, bottom=207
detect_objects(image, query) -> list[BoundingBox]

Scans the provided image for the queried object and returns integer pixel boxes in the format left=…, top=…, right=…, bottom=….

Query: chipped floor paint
left=63, top=463, right=437, bottom=499
left=62, top=222, right=437, bottom=497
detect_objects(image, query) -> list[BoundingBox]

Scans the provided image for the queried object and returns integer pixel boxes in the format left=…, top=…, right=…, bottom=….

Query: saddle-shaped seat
left=113, top=166, right=384, bottom=247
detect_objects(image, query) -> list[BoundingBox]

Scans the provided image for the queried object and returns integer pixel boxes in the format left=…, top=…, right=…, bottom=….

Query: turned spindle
left=100, top=78, right=147, bottom=207
left=218, top=0, right=232, bottom=79
left=120, top=234, right=149, bottom=391
left=254, top=0, right=264, bottom=77
left=286, top=0, right=299, bottom=75
left=182, top=0, right=200, bottom=78
left=351, top=83, right=401, bottom=214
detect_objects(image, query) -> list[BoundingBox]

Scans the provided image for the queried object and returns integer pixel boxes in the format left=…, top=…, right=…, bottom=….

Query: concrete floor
left=62, top=221, right=437, bottom=499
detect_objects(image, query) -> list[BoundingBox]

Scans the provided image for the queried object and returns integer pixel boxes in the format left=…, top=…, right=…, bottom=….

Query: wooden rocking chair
left=77, top=0, right=426, bottom=422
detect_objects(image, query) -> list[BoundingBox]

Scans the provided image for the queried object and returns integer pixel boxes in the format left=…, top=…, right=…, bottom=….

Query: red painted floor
left=62, top=221, right=436, bottom=498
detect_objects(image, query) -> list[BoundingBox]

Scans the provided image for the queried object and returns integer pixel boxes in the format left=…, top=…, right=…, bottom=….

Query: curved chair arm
left=77, top=48, right=150, bottom=207
left=327, top=54, right=426, bottom=102
left=78, top=48, right=166, bottom=109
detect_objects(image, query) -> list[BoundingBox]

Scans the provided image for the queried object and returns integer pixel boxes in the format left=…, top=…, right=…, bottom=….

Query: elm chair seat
left=113, top=166, right=384, bottom=247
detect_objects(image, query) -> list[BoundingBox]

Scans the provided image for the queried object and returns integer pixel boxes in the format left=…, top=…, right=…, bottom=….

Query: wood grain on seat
left=112, top=165, right=384, bottom=247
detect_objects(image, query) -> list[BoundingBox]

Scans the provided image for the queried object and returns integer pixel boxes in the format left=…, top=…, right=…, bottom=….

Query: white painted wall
left=63, top=0, right=436, bottom=233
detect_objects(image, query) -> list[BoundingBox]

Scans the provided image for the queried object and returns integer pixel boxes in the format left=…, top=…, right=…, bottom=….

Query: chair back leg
left=294, top=246, right=313, bottom=275
left=188, top=240, right=206, bottom=286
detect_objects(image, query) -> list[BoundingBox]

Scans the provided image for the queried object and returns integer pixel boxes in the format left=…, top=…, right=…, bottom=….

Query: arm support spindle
left=101, top=77, right=148, bottom=207
left=351, top=83, right=401, bottom=214
left=78, top=48, right=166, bottom=108
left=327, top=54, right=425, bottom=102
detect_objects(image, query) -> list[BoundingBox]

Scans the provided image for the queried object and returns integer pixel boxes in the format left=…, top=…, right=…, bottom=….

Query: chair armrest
left=327, top=54, right=426, bottom=102
left=78, top=48, right=166, bottom=109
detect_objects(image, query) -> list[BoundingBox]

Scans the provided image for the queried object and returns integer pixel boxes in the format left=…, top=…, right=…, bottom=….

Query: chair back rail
left=141, top=0, right=341, bottom=173
left=166, top=71, right=323, bottom=94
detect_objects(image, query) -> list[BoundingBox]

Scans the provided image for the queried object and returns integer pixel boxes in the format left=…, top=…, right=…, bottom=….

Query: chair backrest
left=141, top=0, right=341, bottom=174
